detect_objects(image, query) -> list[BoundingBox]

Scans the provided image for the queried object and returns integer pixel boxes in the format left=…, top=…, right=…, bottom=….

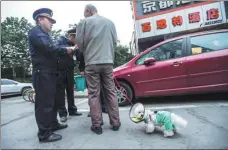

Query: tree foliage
left=1, top=17, right=62, bottom=80
left=114, top=43, right=134, bottom=68
left=50, top=29, right=62, bottom=41
left=1, top=17, right=33, bottom=69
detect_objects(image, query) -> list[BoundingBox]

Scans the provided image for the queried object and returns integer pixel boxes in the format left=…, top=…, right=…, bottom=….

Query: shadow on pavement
left=136, top=92, right=228, bottom=105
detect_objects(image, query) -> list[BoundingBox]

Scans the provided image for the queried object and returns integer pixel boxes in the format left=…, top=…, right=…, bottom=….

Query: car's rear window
left=190, top=32, right=228, bottom=55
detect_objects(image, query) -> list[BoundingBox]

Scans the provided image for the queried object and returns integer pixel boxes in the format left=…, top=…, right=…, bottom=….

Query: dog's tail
left=171, top=113, right=187, bottom=129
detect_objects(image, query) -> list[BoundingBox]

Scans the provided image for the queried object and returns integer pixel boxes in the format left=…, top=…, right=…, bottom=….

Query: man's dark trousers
left=57, top=68, right=77, bottom=117
left=33, top=70, right=59, bottom=139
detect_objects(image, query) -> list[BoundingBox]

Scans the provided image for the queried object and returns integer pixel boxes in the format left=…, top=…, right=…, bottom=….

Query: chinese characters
left=141, top=22, right=152, bottom=32
left=172, top=16, right=183, bottom=26
left=159, top=1, right=174, bottom=10
left=141, top=1, right=193, bottom=14
left=142, top=1, right=156, bottom=14
left=157, top=19, right=167, bottom=29
left=207, top=8, right=219, bottom=20
left=176, top=1, right=191, bottom=6
left=188, top=12, right=200, bottom=23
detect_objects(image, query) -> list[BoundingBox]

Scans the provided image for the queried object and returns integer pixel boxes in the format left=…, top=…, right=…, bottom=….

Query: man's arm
left=112, top=22, right=118, bottom=49
left=56, top=36, right=67, bottom=46
left=74, top=50, right=85, bottom=72
left=75, top=19, right=86, bottom=52
left=29, top=29, right=72, bottom=54
left=78, top=53, right=85, bottom=72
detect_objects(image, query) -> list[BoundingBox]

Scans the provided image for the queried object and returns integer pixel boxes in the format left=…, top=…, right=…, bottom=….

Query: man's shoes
left=39, top=133, right=62, bottom=143
left=69, top=111, right=82, bottom=116
left=91, top=126, right=103, bottom=135
left=111, top=123, right=121, bottom=131
left=52, top=123, right=68, bottom=132
left=60, top=116, right=67, bottom=122
left=87, top=112, right=103, bottom=126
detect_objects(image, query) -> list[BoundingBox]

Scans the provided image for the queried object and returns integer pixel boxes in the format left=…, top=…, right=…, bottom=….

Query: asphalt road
left=1, top=93, right=228, bottom=149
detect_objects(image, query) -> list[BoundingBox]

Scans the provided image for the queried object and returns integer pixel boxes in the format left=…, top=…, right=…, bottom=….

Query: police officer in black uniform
left=56, top=28, right=82, bottom=122
left=28, top=8, right=75, bottom=143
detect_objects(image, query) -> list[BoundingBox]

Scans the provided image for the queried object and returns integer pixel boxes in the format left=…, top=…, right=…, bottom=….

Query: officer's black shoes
left=69, top=111, right=82, bottom=116
left=111, top=123, right=121, bottom=131
left=60, top=116, right=67, bottom=122
left=52, top=123, right=68, bottom=132
left=39, top=133, right=62, bottom=143
left=91, top=126, right=103, bottom=135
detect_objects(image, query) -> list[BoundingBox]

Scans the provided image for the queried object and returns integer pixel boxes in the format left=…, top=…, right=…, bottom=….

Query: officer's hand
left=66, top=47, right=74, bottom=54
left=80, top=72, right=85, bottom=76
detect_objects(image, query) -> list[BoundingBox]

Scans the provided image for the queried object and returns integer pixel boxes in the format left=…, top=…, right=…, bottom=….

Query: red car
left=114, top=29, right=228, bottom=106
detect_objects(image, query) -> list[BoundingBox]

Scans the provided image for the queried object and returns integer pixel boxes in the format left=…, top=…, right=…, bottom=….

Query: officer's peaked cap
left=33, top=8, right=56, bottom=24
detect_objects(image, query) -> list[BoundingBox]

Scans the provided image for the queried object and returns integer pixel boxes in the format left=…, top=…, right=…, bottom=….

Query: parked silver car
left=1, top=78, right=33, bottom=97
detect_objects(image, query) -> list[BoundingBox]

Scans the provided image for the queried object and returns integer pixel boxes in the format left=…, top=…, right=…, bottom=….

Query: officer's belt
left=58, top=67, right=74, bottom=72
left=33, top=68, right=58, bottom=74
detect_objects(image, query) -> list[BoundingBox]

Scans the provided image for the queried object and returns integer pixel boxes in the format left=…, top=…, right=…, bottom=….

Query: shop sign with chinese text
left=135, top=1, right=227, bottom=39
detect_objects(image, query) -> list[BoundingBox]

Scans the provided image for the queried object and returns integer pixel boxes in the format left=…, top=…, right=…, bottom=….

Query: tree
left=1, top=17, right=63, bottom=80
left=50, top=29, right=62, bottom=41
left=114, top=43, right=134, bottom=68
left=1, top=17, right=33, bottom=79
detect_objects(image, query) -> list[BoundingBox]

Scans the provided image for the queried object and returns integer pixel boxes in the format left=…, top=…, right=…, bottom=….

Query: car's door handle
left=172, top=61, right=182, bottom=67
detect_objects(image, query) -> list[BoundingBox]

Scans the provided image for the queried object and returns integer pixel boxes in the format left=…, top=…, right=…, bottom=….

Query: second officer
left=56, top=28, right=82, bottom=122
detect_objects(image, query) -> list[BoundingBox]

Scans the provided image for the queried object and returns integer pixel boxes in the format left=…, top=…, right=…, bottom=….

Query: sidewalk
left=74, top=89, right=88, bottom=98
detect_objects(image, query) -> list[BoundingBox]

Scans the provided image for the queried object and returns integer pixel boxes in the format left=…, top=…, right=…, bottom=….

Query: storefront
left=129, top=1, right=228, bottom=55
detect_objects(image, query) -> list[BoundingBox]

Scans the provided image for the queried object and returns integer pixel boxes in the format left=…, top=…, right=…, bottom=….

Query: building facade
left=130, top=1, right=228, bottom=55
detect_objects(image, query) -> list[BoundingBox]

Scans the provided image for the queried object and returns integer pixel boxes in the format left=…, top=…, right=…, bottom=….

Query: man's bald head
left=84, top=4, right=98, bottom=18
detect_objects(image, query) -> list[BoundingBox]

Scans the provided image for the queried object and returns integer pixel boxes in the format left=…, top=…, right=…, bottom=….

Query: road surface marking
left=77, top=103, right=228, bottom=112
left=75, top=99, right=88, bottom=105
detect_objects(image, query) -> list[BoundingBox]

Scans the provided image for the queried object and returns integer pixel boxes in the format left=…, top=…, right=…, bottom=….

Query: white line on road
left=75, top=99, right=88, bottom=105
left=76, top=102, right=228, bottom=112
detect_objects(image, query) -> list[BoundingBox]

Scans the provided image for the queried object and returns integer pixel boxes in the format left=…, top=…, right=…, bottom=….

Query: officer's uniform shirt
left=56, top=36, right=75, bottom=70
left=28, top=25, right=67, bottom=72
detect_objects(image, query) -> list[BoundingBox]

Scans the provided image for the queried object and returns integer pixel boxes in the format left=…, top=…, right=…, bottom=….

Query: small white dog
left=131, top=103, right=187, bottom=137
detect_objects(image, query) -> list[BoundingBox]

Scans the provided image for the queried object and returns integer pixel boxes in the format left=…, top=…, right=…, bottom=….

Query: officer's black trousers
left=56, top=69, right=77, bottom=117
left=33, top=71, right=59, bottom=139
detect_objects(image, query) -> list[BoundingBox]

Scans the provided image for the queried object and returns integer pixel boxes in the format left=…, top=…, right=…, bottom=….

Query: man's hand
left=80, top=72, right=85, bottom=76
left=75, top=44, right=79, bottom=49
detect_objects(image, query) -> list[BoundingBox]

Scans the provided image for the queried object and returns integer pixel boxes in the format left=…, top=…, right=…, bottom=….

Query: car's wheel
left=21, top=87, right=32, bottom=95
left=29, top=92, right=35, bottom=103
left=22, top=88, right=32, bottom=102
left=115, top=81, right=133, bottom=107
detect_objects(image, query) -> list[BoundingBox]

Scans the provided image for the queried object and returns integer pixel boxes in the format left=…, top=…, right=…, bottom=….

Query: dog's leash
left=113, top=77, right=134, bottom=105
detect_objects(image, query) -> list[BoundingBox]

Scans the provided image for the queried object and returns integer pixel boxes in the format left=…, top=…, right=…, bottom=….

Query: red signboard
left=207, top=8, right=219, bottom=20
left=141, top=22, right=151, bottom=32
left=188, top=12, right=201, bottom=23
left=172, top=16, right=183, bottom=26
left=156, top=19, right=167, bottom=29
